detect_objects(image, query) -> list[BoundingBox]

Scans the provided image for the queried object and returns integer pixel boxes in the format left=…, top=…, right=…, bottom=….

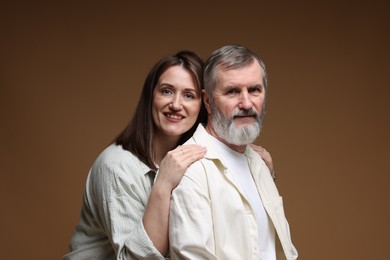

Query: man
left=169, top=45, right=298, bottom=260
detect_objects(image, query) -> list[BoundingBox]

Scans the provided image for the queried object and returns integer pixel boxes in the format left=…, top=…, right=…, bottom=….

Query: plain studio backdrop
left=1, top=1, right=389, bottom=259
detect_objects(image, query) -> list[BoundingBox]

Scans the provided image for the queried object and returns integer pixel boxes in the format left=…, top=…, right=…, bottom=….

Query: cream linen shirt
left=169, top=124, right=298, bottom=260
left=63, top=144, right=165, bottom=260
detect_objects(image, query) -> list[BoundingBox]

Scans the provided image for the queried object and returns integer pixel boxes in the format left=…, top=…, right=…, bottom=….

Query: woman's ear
left=202, top=89, right=212, bottom=114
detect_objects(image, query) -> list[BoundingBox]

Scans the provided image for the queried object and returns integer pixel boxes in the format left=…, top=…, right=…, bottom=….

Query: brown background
left=1, top=1, right=389, bottom=259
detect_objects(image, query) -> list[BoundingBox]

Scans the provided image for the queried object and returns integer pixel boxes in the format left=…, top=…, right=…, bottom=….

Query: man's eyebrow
left=249, top=84, right=263, bottom=89
left=225, top=85, right=240, bottom=90
left=225, top=84, right=263, bottom=90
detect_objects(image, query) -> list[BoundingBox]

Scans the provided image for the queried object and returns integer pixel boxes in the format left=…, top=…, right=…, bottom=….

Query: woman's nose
left=169, top=95, right=183, bottom=110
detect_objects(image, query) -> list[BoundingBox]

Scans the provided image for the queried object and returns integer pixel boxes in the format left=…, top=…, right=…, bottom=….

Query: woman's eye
left=184, top=93, right=195, bottom=99
left=161, top=89, right=173, bottom=95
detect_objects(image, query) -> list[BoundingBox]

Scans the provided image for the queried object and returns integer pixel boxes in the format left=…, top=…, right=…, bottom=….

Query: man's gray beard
left=210, top=106, right=262, bottom=146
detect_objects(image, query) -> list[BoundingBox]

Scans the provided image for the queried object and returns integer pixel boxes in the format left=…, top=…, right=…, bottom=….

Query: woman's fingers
left=163, top=144, right=206, bottom=169
left=249, top=144, right=275, bottom=180
left=176, top=144, right=207, bottom=165
left=157, top=145, right=207, bottom=189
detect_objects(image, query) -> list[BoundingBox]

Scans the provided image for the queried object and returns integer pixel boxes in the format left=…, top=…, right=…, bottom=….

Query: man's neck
left=205, top=124, right=247, bottom=153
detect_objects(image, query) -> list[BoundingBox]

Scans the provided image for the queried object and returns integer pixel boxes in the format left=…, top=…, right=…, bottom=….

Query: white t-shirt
left=208, top=136, right=276, bottom=260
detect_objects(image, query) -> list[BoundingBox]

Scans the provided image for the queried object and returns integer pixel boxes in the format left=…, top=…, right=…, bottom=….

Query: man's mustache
left=232, top=109, right=259, bottom=117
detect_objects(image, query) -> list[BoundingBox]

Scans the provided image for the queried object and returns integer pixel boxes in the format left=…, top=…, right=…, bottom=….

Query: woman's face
left=152, top=65, right=202, bottom=138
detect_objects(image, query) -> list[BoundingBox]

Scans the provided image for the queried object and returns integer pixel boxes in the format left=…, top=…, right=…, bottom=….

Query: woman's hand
left=144, top=144, right=206, bottom=255
left=249, top=144, right=276, bottom=181
left=155, top=144, right=207, bottom=191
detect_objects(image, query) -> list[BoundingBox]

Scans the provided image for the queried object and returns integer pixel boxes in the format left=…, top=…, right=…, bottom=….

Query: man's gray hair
left=203, top=44, right=268, bottom=102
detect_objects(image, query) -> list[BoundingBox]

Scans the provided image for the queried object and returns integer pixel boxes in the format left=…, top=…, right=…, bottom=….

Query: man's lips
left=234, top=115, right=255, bottom=119
left=233, top=115, right=256, bottom=123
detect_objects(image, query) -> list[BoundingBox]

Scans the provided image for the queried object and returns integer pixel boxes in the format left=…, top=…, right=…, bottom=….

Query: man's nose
left=238, top=91, right=253, bottom=110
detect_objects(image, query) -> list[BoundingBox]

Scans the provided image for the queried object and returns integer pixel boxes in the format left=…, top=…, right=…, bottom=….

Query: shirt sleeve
left=169, top=164, right=218, bottom=260
left=90, top=158, right=165, bottom=259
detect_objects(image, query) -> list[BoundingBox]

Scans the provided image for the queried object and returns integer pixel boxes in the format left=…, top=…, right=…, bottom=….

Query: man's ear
left=202, top=89, right=212, bottom=114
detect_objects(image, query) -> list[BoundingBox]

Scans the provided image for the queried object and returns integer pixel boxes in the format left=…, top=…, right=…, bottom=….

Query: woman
left=63, top=50, right=274, bottom=259
left=63, top=50, right=207, bottom=259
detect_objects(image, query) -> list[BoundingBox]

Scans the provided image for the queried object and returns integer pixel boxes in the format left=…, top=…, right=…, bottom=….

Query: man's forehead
left=216, top=64, right=263, bottom=87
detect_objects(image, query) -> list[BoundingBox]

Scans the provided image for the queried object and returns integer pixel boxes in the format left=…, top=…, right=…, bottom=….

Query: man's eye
left=226, top=89, right=239, bottom=95
left=249, top=87, right=262, bottom=95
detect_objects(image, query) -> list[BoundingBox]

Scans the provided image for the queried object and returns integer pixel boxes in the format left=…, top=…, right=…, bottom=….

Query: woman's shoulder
left=89, top=144, right=150, bottom=181
left=96, top=143, right=134, bottom=162
left=96, top=143, right=146, bottom=164
left=85, top=144, right=152, bottom=204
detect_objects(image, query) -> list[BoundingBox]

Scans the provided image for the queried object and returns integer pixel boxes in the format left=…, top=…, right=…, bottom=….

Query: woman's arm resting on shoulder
left=169, top=166, right=217, bottom=259
left=143, top=144, right=207, bottom=256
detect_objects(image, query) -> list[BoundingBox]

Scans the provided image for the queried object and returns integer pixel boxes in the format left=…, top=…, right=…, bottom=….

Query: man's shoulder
left=185, top=159, right=207, bottom=177
left=180, top=158, right=211, bottom=190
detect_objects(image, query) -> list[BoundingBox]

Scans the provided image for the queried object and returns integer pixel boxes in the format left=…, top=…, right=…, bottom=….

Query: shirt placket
left=223, top=168, right=260, bottom=259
